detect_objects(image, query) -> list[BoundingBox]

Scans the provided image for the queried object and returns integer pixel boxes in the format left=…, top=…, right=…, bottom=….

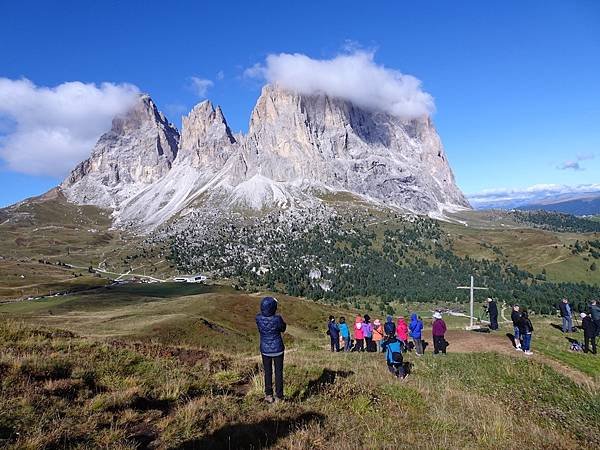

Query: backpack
left=570, top=341, right=583, bottom=352
left=385, top=339, right=403, bottom=364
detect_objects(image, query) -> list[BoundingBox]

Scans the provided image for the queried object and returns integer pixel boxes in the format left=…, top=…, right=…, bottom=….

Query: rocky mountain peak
left=60, top=85, right=469, bottom=229
left=61, top=94, right=179, bottom=209
left=178, top=100, right=236, bottom=169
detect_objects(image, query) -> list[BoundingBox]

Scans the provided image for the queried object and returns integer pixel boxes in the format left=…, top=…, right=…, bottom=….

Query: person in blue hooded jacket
left=256, top=296, right=287, bottom=403
left=409, top=313, right=424, bottom=356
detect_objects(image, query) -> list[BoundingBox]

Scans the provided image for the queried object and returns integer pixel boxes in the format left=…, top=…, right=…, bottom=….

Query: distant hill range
left=516, top=193, right=600, bottom=216
left=471, top=191, right=600, bottom=216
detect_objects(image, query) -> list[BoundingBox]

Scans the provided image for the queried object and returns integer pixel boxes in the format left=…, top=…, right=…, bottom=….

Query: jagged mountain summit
left=61, top=95, right=179, bottom=209
left=60, top=85, right=469, bottom=229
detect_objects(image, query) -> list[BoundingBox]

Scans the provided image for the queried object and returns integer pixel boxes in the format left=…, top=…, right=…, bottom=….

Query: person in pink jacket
left=396, top=316, right=409, bottom=351
left=353, top=314, right=365, bottom=352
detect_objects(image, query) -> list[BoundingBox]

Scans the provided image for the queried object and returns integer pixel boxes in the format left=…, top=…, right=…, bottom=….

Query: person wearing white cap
left=432, top=311, right=447, bottom=355
left=486, top=298, right=499, bottom=331
left=581, top=312, right=597, bottom=354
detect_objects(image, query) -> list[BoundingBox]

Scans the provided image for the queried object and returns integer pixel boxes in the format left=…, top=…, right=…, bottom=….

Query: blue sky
left=1, top=0, right=599, bottom=207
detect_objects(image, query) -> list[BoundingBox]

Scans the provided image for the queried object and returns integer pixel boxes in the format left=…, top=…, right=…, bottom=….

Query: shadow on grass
left=179, top=412, right=325, bottom=450
left=550, top=322, right=580, bottom=333
left=293, top=369, right=354, bottom=401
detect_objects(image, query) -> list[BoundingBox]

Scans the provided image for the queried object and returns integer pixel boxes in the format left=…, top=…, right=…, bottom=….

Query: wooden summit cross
left=457, top=275, right=488, bottom=330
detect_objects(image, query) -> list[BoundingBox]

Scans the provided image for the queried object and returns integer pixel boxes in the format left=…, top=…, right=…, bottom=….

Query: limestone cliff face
left=226, top=85, right=468, bottom=212
left=179, top=100, right=236, bottom=170
left=60, top=85, right=469, bottom=229
left=61, top=95, right=179, bottom=208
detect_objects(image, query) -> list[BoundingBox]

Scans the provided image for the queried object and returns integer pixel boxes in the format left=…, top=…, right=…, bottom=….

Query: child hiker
left=339, top=317, right=351, bottom=352
left=353, top=314, right=365, bottom=352
left=372, top=318, right=385, bottom=352
left=409, top=313, right=424, bottom=356
left=517, top=308, right=534, bottom=356
left=381, top=328, right=408, bottom=380
left=363, top=314, right=374, bottom=352
left=396, top=316, right=409, bottom=351
left=327, top=315, right=340, bottom=352
left=432, top=312, right=447, bottom=355
left=256, top=297, right=286, bottom=403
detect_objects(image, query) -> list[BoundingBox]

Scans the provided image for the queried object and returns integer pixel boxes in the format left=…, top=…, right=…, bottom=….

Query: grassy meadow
left=0, top=284, right=599, bottom=449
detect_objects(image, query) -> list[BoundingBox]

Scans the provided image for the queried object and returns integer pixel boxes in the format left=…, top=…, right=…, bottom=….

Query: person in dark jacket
left=486, top=298, right=499, bottom=330
left=581, top=312, right=597, bottom=354
left=511, top=305, right=522, bottom=351
left=327, top=315, right=340, bottom=352
left=256, top=297, right=287, bottom=403
left=384, top=315, right=396, bottom=336
left=432, top=312, right=447, bottom=355
left=517, top=308, right=534, bottom=355
left=558, top=298, right=573, bottom=333
left=590, top=300, right=600, bottom=337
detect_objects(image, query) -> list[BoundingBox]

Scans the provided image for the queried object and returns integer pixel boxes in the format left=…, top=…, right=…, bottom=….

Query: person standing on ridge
left=511, top=305, right=522, bottom=351
left=372, top=318, right=385, bottom=352
left=517, top=308, right=534, bottom=355
left=581, top=312, right=597, bottom=354
left=363, top=314, right=374, bottom=352
left=339, top=317, right=351, bottom=352
left=487, top=298, right=499, bottom=331
left=384, top=315, right=396, bottom=336
left=432, top=312, right=448, bottom=355
left=409, top=313, right=424, bottom=356
left=396, top=316, right=409, bottom=351
left=559, top=298, right=573, bottom=333
left=590, top=299, right=600, bottom=338
left=256, top=296, right=287, bottom=403
left=327, top=315, right=340, bottom=352
left=353, top=314, right=365, bottom=352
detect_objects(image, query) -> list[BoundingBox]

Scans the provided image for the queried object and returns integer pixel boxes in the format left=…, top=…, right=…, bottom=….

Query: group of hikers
left=557, top=298, right=599, bottom=354
left=255, top=295, right=599, bottom=403
left=254, top=296, right=448, bottom=402
left=326, top=313, right=448, bottom=357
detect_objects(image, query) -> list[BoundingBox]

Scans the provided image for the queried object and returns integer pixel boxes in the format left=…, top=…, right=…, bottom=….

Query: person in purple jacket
left=432, top=312, right=448, bottom=355
left=363, top=314, right=374, bottom=352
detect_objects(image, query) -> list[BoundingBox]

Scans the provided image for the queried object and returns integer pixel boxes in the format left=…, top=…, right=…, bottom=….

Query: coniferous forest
left=162, top=207, right=599, bottom=315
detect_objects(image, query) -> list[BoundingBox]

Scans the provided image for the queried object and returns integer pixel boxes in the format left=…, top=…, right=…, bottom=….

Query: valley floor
left=0, top=285, right=599, bottom=449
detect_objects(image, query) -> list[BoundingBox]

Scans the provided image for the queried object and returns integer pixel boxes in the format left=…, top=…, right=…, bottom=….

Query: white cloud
left=0, top=78, right=139, bottom=177
left=557, top=160, right=583, bottom=171
left=244, top=50, right=434, bottom=120
left=216, top=70, right=225, bottom=81
left=467, top=183, right=600, bottom=209
left=190, top=77, right=213, bottom=97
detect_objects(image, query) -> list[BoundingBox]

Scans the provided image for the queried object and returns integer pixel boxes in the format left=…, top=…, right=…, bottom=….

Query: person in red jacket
left=353, top=314, right=365, bottom=352
left=432, top=312, right=447, bottom=355
left=396, top=316, right=409, bottom=351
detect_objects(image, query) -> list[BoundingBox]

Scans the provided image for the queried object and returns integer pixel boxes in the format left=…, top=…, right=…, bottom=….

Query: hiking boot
left=264, top=395, right=274, bottom=404
left=524, top=351, right=533, bottom=356
left=274, top=396, right=285, bottom=403
left=515, top=346, right=523, bottom=352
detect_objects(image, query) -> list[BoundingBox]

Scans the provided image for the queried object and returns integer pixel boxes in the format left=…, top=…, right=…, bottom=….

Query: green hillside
left=0, top=284, right=598, bottom=449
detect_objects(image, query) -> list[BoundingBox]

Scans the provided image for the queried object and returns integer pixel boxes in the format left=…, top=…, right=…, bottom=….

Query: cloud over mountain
left=0, top=78, right=139, bottom=177
left=245, top=51, right=435, bottom=120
